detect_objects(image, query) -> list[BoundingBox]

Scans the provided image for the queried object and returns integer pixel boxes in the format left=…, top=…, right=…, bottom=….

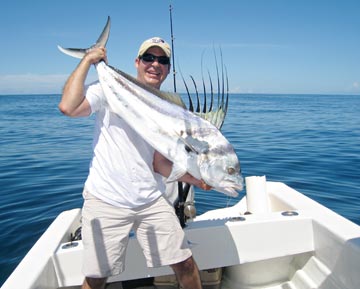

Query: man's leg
left=82, top=277, right=107, bottom=289
left=135, top=197, right=201, bottom=288
left=171, top=256, right=202, bottom=289
left=81, top=191, right=134, bottom=289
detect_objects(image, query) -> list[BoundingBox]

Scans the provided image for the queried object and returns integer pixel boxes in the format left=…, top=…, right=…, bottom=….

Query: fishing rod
left=169, top=4, right=177, bottom=93
left=169, top=5, right=196, bottom=228
left=169, top=4, right=187, bottom=227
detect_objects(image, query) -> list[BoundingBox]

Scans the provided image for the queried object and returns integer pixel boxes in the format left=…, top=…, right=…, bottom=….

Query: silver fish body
left=96, top=63, right=243, bottom=197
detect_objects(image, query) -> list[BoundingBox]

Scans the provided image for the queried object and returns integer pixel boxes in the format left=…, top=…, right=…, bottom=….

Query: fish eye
left=227, top=167, right=236, bottom=175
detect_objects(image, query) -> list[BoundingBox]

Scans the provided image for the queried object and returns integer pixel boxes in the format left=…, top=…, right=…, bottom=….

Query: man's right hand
left=85, top=47, right=108, bottom=65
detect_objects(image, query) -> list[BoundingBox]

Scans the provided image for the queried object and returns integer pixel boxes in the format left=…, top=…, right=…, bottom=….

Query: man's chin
left=145, top=78, right=161, bottom=89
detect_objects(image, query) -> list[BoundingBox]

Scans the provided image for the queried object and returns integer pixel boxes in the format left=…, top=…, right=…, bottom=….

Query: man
left=59, top=37, right=208, bottom=289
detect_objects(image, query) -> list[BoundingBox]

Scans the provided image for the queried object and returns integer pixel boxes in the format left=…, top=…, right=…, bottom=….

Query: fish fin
left=94, top=16, right=111, bottom=48
left=180, top=135, right=209, bottom=154
left=57, top=46, right=87, bottom=59
left=58, top=16, right=111, bottom=59
left=195, top=109, right=225, bottom=130
left=167, top=164, right=187, bottom=183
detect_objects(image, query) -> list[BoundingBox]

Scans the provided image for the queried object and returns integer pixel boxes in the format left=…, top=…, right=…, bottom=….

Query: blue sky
left=0, top=0, right=359, bottom=95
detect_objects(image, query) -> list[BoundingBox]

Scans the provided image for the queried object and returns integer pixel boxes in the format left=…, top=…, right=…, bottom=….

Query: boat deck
left=4, top=182, right=360, bottom=289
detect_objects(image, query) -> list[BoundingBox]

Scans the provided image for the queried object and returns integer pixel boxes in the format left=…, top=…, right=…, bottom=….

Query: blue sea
left=0, top=93, right=359, bottom=286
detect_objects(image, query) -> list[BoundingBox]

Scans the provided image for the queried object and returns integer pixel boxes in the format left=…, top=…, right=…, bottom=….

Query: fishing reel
left=184, top=201, right=196, bottom=219
left=175, top=182, right=197, bottom=227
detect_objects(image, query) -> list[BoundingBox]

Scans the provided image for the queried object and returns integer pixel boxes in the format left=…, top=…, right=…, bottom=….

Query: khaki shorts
left=81, top=190, right=192, bottom=278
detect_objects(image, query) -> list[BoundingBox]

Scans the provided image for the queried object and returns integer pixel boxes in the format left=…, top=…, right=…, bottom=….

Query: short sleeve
left=85, top=81, right=106, bottom=114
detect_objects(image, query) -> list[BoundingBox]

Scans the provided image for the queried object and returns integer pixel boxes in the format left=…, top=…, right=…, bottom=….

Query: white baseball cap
left=137, top=37, right=171, bottom=58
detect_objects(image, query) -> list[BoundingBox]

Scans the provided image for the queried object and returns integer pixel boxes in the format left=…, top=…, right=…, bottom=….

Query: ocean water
left=0, top=93, right=359, bottom=285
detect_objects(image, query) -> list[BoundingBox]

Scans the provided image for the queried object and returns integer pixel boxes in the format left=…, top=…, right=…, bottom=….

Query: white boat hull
left=2, top=182, right=360, bottom=289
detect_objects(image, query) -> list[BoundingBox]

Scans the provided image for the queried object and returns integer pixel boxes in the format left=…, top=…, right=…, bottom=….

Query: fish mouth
left=222, top=188, right=239, bottom=198
left=214, top=181, right=244, bottom=198
left=214, top=178, right=244, bottom=198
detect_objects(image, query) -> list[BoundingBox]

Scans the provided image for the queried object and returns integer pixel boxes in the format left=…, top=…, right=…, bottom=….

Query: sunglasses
left=140, top=53, right=170, bottom=65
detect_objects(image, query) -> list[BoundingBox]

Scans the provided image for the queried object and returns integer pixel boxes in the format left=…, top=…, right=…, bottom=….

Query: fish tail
left=57, top=16, right=111, bottom=59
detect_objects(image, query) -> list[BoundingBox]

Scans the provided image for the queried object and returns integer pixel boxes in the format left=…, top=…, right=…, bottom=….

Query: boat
left=2, top=179, right=360, bottom=289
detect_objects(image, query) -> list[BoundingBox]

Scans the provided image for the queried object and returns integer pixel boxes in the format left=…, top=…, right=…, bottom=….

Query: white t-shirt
left=84, top=82, right=165, bottom=208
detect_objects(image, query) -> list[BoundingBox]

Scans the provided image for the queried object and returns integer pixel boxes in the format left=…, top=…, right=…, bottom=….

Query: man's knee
left=82, top=276, right=107, bottom=289
left=171, top=256, right=197, bottom=274
left=170, top=257, right=202, bottom=289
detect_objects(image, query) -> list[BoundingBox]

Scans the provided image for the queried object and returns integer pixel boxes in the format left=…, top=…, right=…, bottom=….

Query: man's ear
left=135, top=58, right=140, bottom=69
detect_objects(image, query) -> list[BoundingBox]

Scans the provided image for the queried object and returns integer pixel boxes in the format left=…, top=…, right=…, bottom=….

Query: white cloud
left=0, top=73, right=97, bottom=95
left=0, top=74, right=65, bottom=94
